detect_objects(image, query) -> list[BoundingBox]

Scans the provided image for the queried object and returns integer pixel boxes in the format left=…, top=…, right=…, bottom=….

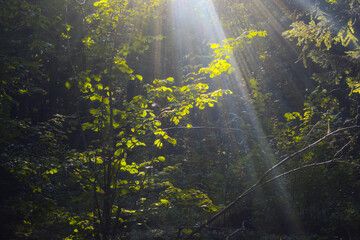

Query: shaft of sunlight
left=163, top=0, right=306, bottom=234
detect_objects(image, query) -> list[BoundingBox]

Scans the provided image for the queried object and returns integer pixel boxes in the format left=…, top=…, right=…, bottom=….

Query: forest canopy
left=1, top=0, right=360, bottom=239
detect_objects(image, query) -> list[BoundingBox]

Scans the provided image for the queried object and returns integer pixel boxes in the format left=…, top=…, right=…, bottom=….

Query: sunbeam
left=157, top=0, right=308, bottom=236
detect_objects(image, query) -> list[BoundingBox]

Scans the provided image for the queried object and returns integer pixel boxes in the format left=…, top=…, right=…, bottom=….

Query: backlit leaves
left=283, top=4, right=360, bottom=67
left=154, top=139, right=163, bottom=149
left=201, top=30, right=267, bottom=78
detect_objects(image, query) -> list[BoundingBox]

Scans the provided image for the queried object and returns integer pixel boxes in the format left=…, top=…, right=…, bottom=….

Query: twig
left=334, top=139, right=353, bottom=158
left=256, top=126, right=358, bottom=185
left=301, top=120, right=320, bottom=148
left=262, top=159, right=360, bottom=186
left=226, top=228, right=241, bottom=240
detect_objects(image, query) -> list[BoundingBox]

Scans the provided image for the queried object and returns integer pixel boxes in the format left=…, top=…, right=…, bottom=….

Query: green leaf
left=114, top=149, right=123, bottom=156
left=126, top=140, right=134, bottom=149
left=129, top=168, right=138, bottom=174
left=121, top=159, right=126, bottom=166
left=154, top=139, right=163, bottom=148
left=96, top=83, right=103, bottom=90
left=89, top=108, right=98, bottom=115
left=172, top=117, right=180, bottom=125
left=141, top=110, right=147, bottom=117
left=94, top=0, right=108, bottom=7
left=168, top=138, right=177, bottom=145
left=103, top=98, right=110, bottom=105
left=210, top=43, right=220, bottom=49
left=136, top=75, right=143, bottom=81
left=160, top=199, right=169, bottom=205
left=45, top=168, right=58, bottom=175
left=198, top=104, right=205, bottom=110
left=65, top=81, right=71, bottom=89
left=90, top=95, right=97, bottom=101
left=154, top=120, right=161, bottom=126
left=95, top=157, right=103, bottom=164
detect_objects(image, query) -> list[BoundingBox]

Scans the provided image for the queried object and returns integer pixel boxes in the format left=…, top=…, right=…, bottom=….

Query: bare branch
left=334, top=139, right=353, bottom=158
left=256, top=126, right=359, bottom=186
left=182, top=126, right=360, bottom=239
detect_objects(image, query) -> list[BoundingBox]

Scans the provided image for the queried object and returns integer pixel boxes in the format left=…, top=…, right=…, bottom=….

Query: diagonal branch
left=182, top=125, right=359, bottom=239
left=256, top=126, right=358, bottom=186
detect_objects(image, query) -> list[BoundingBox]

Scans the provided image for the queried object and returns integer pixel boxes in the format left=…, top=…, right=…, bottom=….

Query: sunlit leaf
left=168, top=138, right=177, bottom=145
left=210, top=43, right=220, bottom=49
left=160, top=199, right=169, bottom=205
left=136, top=75, right=143, bottom=81
left=154, top=139, right=163, bottom=148
left=140, top=110, right=147, bottom=117
left=65, top=81, right=71, bottom=89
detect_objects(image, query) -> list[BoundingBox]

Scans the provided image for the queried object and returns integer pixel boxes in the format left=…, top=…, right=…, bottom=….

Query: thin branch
left=256, top=126, right=359, bottom=186
left=334, top=139, right=353, bottom=158
left=183, top=158, right=359, bottom=240
left=262, top=159, right=359, bottom=186
left=182, top=126, right=360, bottom=239
left=301, top=120, right=321, bottom=148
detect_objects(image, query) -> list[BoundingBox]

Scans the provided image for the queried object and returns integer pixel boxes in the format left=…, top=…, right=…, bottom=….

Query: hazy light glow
left=154, top=0, right=307, bottom=233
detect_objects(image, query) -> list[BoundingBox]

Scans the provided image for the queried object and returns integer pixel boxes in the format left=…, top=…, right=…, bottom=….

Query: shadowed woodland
left=1, top=0, right=360, bottom=239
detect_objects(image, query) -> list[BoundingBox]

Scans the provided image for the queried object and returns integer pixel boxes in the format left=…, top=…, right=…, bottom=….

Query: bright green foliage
left=248, top=78, right=273, bottom=116
left=266, top=2, right=360, bottom=237
left=284, top=15, right=359, bottom=67
left=201, top=30, right=267, bottom=78
left=146, top=77, right=232, bottom=122
left=58, top=0, right=239, bottom=238
left=277, top=87, right=340, bottom=150
left=0, top=0, right=233, bottom=238
left=283, top=0, right=360, bottom=95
